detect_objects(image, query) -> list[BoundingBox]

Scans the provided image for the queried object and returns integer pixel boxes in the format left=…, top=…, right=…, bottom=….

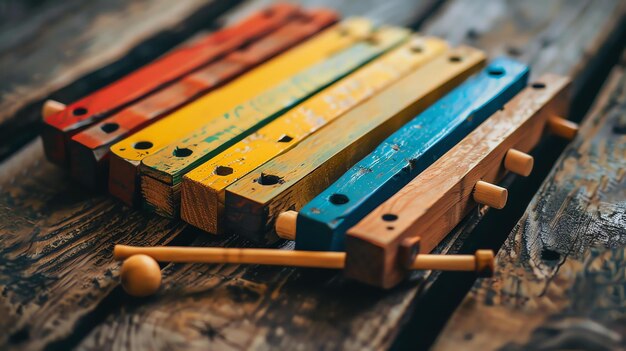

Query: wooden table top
left=0, top=1, right=624, bottom=350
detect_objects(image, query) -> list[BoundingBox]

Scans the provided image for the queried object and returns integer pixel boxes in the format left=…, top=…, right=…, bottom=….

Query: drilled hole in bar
left=532, top=82, right=546, bottom=89
left=329, top=194, right=349, bottom=205
left=73, top=107, right=88, bottom=116
left=100, top=123, right=119, bottom=134
left=173, top=147, right=193, bottom=157
left=449, top=55, right=462, bottom=63
left=257, top=173, right=281, bottom=185
left=382, top=214, right=398, bottom=221
left=487, top=66, right=505, bottom=77
left=215, top=166, right=233, bottom=176
left=133, top=141, right=153, bottom=150
left=277, top=134, right=293, bottom=143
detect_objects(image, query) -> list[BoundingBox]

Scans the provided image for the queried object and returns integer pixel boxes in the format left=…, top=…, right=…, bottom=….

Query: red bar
left=69, top=9, right=338, bottom=188
left=42, top=3, right=302, bottom=166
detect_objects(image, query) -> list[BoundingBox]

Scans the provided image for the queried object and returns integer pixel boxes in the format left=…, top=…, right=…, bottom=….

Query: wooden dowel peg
left=276, top=210, right=298, bottom=240
left=114, top=245, right=495, bottom=296
left=473, top=181, right=507, bottom=209
left=547, top=116, right=578, bottom=140
left=42, top=100, right=66, bottom=119
left=410, top=250, right=494, bottom=277
left=504, top=149, right=534, bottom=176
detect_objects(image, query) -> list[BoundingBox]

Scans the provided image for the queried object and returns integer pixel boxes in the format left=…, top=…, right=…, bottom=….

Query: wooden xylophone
left=41, top=4, right=580, bottom=296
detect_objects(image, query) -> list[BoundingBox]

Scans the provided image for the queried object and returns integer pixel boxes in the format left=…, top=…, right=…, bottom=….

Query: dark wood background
left=0, top=1, right=624, bottom=350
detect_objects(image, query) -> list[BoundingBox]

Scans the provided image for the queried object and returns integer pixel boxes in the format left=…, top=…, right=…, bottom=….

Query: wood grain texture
left=180, top=36, right=448, bottom=235
left=296, top=58, right=528, bottom=253
left=225, top=46, right=485, bottom=244
left=0, top=139, right=186, bottom=351
left=68, top=8, right=337, bottom=189
left=2, top=0, right=625, bottom=350
left=0, top=0, right=241, bottom=161
left=109, top=20, right=373, bottom=207
left=431, top=56, right=626, bottom=351
left=345, top=74, right=569, bottom=288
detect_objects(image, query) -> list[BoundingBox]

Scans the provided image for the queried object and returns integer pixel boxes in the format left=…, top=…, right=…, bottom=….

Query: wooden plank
left=139, top=26, right=411, bottom=217
left=295, top=58, right=529, bottom=253
left=108, top=19, right=376, bottom=206
left=41, top=3, right=304, bottom=166
left=0, top=0, right=241, bottom=161
left=3, top=1, right=625, bottom=350
left=68, top=8, right=337, bottom=188
left=346, top=74, right=570, bottom=288
left=180, top=36, right=448, bottom=235
left=225, top=46, right=486, bottom=244
left=431, top=57, right=626, bottom=351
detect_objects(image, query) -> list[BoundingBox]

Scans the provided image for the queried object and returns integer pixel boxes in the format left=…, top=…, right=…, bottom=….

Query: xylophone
left=41, top=4, right=580, bottom=296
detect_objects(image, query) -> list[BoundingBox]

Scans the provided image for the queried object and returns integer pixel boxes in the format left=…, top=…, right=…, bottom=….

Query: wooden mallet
left=114, top=245, right=494, bottom=297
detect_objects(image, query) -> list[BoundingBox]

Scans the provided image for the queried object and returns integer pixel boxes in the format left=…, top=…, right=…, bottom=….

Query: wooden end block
left=345, top=74, right=571, bottom=288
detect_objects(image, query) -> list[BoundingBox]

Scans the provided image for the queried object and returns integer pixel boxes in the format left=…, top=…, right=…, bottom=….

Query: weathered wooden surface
left=432, top=54, right=626, bottom=351
left=0, top=0, right=243, bottom=161
left=0, top=2, right=446, bottom=350
left=0, top=0, right=625, bottom=350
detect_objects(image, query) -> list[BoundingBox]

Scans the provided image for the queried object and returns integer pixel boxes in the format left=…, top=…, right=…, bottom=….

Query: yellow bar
left=180, top=36, right=448, bottom=234
left=108, top=18, right=375, bottom=205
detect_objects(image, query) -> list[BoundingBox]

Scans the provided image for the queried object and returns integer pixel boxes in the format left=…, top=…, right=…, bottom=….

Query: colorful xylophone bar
left=39, top=3, right=581, bottom=296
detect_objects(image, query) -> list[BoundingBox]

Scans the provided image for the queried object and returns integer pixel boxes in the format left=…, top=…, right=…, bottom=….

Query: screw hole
left=329, top=194, right=349, bottom=205
left=410, top=45, right=423, bottom=53
left=487, top=66, right=505, bottom=77
left=277, top=134, right=293, bottom=143
left=449, top=55, right=462, bottom=63
left=73, top=107, right=88, bottom=116
left=173, top=147, right=193, bottom=157
left=215, top=166, right=233, bottom=176
left=133, top=141, right=153, bottom=150
left=257, top=173, right=282, bottom=185
left=532, top=82, right=546, bottom=89
left=100, top=123, right=119, bottom=133
left=386, top=226, right=394, bottom=230
left=382, top=214, right=398, bottom=222
left=541, top=248, right=560, bottom=261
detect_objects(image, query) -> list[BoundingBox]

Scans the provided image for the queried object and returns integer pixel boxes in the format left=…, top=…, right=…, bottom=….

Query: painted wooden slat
left=108, top=19, right=376, bottom=206
left=68, top=9, right=337, bottom=189
left=180, top=36, right=449, bottom=235
left=225, top=46, right=486, bottom=244
left=296, top=58, right=529, bottom=252
left=345, top=74, right=571, bottom=288
left=41, top=3, right=301, bottom=166
left=139, top=26, right=411, bottom=217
